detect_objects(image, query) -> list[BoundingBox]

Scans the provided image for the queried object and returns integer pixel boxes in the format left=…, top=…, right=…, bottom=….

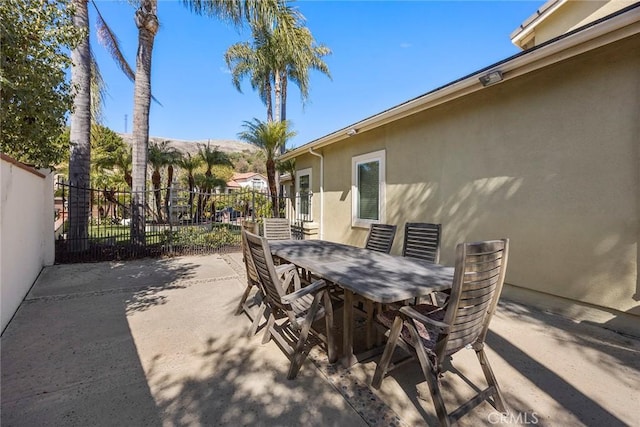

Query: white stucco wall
left=1, top=155, right=54, bottom=333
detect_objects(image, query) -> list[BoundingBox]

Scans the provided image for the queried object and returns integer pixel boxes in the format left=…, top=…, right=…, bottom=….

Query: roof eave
left=510, top=0, right=567, bottom=46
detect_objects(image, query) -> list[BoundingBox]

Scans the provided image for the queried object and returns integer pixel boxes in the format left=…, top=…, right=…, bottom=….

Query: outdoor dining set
left=237, top=218, right=510, bottom=426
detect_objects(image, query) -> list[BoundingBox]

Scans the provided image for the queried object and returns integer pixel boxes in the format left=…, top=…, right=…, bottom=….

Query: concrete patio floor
left=2, top=253, right=639, bottom=426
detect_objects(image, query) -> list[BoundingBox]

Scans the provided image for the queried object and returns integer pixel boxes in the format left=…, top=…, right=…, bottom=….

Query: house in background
left=280, top=2, right=640, bottom=335
left=225, top=172, right=268, bottom=193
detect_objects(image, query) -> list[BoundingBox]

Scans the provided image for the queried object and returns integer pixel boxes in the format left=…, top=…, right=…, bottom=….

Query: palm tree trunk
left=164, top=164, right=174, bottom=223
left=152, top=169, right=162, bottom=222
left=265, top=77, right=273, bottom=122
left=131, top=0, right=158, bottom=245
left=280, top=71, right=287, bottom=123
left=279, top=71, right=287, bottom=155
left=273, top=70, right=282, bottom=123
left=68, top=0, right=91, bottom=252
left=188, top=174, right=195, bottom=215
left=267, top=158, right=278, bottom=217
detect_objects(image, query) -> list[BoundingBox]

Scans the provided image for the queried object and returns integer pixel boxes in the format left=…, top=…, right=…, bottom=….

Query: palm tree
left=163, top=148, right=181, bottom=222
left=225, top=6, right=330, bottom=127
left=225, top=39, right=274, bottom=121
left=68, top=0, right=137, bottom=251
left=129, top=0, right=286, bottom=243
left=68, top=0, right=92, bottom=251
left=224, top=7, right=297, bottom=123
left=277, top=158, right=296, bottom=191
left=177, top=152, right=202, bottom=217
left=130, top=0, right=159, bottom=243
left=238, top=119, right=295, bottom=217
left=278, top=26, right=331, bottom=124
left=194, top=174, right=227, bottom=222
left=199, top=142, right=233, bottom=181
left=195, top=142, right=233, bottom=221
left=148, top=140, right=177, bottom=222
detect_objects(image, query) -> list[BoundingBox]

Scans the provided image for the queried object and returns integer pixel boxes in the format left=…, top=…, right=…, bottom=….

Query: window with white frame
left=296, top=168, right=312, bottom=221
left=352, top=150, right=385, bottom=227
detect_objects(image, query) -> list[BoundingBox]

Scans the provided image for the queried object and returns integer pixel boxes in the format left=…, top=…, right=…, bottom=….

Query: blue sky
left=90, top=1, right=545, bottom=149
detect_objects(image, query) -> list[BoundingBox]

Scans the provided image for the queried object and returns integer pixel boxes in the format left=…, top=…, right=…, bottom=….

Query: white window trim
left=296, top=168, right=312, bottom=221
left=351, top=149, right=386, bottom=228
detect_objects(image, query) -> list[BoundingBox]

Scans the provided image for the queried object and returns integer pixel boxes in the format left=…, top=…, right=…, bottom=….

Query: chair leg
left=235, top=284, right=253, bottom=315
left=262, top=311, right=276, bottom=345
left=288, top=291, right=323, bottom=380
left=248, top=300, right=267, bottom=337
left=406, top=323, right=450, bottom=427
left=371, top=315, right=403, bottom=389
left=429, top=292, right=438, bottom=306
left=476, top=347, right=508, bottom=413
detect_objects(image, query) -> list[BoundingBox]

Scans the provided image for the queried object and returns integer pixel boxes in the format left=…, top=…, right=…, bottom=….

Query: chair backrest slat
left=365, top=224, right=397, bottom=254
left=439, top=239, right=509, bottom=359
left=244, top=230, right=287, bottom=310
left=402, top=223, right=441, bottom=263
left=263, top=218, right=292, bottom=240
left=242, top=230, right=260, bottom=286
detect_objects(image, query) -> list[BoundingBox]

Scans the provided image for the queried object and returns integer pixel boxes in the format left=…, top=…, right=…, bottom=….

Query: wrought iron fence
left=54, top=180, right=310, bottom=263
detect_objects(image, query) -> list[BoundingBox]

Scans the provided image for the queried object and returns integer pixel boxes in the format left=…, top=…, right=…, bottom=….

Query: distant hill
left=118, top=134, right=258, bottom=155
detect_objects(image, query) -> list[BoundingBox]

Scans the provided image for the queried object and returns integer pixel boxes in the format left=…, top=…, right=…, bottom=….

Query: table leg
left=341, top=289, right=357, bottom=367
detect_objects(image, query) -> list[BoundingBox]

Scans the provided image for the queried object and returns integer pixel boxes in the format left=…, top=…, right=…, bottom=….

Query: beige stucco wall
left=295, top=35, right=639, bottom=318
left=533, top=1, right=636, bottom=46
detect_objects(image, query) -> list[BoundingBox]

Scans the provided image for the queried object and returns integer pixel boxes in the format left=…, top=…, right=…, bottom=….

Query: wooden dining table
left=269, top=239, right=455, bottom=366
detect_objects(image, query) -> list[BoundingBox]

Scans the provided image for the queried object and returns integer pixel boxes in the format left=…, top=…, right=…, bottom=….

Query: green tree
left=225, top=32, right=273, bottom=121
left=277, top=158, right=296, bottom=191
left=238, top=119, right=295, bottom=217
left=225, top=6, right=331, bottom=126
left=195, top=142, right=233, bottom=221
left=90, top=126, right=131, bottom=218
left=198, top=142, right=233, bottom=184
left=229, top=150, right=266, bottom=174
left=130, top=0, right=286, bottom=244
left=277, top=23, right=331, bottom=124
left=177, top=152, right=202, bottom=215
left=57, top=125, right=131, bottom=218
left=90, top=125, right=130, bottom=188
left=148, top=140, right=178, bottom=222
left=0, top=0, right=81, bottom=167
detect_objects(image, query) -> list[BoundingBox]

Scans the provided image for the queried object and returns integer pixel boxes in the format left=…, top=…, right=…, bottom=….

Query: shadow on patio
left=1, top=253, right=638, bottom=426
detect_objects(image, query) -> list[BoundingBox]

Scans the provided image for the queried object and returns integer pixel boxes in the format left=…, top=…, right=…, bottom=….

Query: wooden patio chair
left=372, top=239, right=510, bottom=426
left=263, top=218, right=292, bottom=240
left=357, top=223, right=397, bottom=347
left=237, top=230, right=296, bottom=337
left=244, top=231, right=337, bottom=379
left=364, top=223, right=397, bottom=254
left=403, top=222, right=444, bottom=305
left=403, top=222, right=441, bottom=263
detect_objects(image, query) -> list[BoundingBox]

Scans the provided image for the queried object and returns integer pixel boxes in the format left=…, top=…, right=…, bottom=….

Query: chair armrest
left=399, top=306, right=450, bottom=333
left=275, top=263, right=296, bottom=276
left=281, top=279, right=327, bottom=303
left=281, top=267, right=302, bottom=292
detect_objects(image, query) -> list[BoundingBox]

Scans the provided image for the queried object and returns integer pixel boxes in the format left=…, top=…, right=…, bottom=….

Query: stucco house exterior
left=280, top=2, right=640, bottom=335
left=225, top=172, right=268, bottom=192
